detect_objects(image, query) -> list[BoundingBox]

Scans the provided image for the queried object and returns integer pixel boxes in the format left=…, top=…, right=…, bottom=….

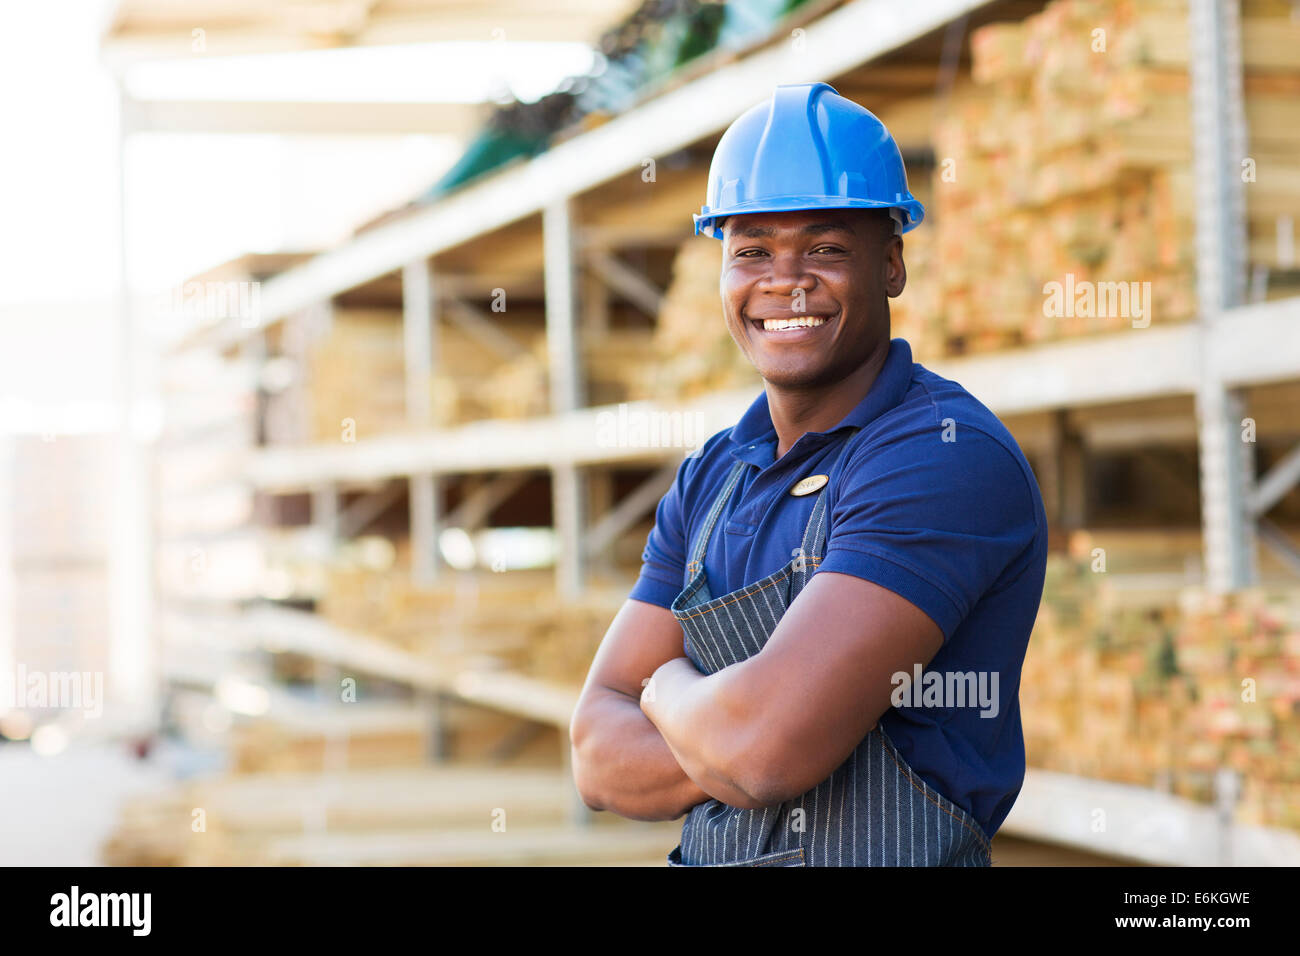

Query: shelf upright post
left=403, top=258, right=442, bottom=587
left=581, top=260, right=610, bottom=340
left=546, top=199, right=595, bottom=826
left=312, top=484, right=340, bottom=548
left=544, top=198, right=587, bottom=601
left=402, top=260, right=453, bottom=761
left=581, top=258, right=615, bottom=555
left=1189, top=0, right=1255, bottom=593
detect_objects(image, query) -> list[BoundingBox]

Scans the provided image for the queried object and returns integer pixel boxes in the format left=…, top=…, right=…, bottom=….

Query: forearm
left=640, top=658, right=775, bottom=809
left=570, top=688, right=712, bottom=821
left=651, top=716, right=772, bottom=810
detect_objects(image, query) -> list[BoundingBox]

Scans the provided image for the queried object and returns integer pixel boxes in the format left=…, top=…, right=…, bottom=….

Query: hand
left=639, top=657, right=698, bottom=724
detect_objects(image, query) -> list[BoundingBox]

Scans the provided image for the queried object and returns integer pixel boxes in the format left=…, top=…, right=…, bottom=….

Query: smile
left=748, top=314, right=834, bottom=338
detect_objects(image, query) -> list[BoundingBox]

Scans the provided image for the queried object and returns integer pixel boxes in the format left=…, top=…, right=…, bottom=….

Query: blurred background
left=1, top=0, right=1298, bottom=866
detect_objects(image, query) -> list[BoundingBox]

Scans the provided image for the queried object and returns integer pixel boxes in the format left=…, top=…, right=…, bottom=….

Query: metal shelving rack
left=143, top=0, right=1300, bottom=863
left=219, top=0, right=1300, bottom=595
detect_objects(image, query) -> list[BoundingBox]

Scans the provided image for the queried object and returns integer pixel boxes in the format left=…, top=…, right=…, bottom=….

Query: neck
left=767, top=340, right=891, bottom=460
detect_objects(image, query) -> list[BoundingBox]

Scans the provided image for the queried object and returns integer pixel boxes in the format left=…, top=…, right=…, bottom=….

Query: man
left=569, top=82, right=1048, bottom=866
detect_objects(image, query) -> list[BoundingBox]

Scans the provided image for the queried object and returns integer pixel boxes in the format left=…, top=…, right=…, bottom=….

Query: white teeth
left=762, top=315, right=827, bottom=331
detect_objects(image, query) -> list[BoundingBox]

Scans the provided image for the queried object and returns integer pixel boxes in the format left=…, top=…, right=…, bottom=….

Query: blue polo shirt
left=630, top=337, right=1048, bottom=840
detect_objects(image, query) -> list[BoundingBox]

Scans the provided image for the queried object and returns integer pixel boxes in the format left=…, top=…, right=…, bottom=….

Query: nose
left=756, top=250, right=817, bottom=300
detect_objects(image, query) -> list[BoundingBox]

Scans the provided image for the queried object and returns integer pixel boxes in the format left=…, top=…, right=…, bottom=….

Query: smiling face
left=719, top=207, right=906, bottom=390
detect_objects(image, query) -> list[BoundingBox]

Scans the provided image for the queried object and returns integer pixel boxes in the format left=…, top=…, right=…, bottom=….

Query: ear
left=884, top=234, right=906, bottom=298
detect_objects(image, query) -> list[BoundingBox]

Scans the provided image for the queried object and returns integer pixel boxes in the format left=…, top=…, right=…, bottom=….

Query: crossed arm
left=568, top=570, right=945, bottom=819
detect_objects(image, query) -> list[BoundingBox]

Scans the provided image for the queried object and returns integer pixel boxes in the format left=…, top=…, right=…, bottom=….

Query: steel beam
left=443, top=296, right=531, bottom=362
left=584, top=249, right=665, bottom=318
left=337, top=480, right=405, bottom=539
left=585, top=461, right=679, bottom=558
left=1190, top=0, right=1254, bottom=592
left=1249, top=440, right=1300, bottom=517
left=443, top=472, right=530, bottom=530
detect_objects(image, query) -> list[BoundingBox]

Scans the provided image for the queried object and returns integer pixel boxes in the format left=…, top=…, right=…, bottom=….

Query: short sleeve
left=818, top=427, right=1040, bottom=641
left=628, top=455, right=694, bottom=609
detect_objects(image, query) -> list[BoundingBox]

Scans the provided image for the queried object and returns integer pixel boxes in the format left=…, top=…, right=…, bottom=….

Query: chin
left=756, top=364, right=827, bottom=390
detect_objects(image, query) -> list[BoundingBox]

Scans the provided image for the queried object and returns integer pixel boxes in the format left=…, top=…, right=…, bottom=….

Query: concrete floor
left=0, top=741, right=171, bottom=866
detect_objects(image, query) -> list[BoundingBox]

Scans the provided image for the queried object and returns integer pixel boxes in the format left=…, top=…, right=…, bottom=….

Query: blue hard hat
left=694, top=82, right=924, bottom=239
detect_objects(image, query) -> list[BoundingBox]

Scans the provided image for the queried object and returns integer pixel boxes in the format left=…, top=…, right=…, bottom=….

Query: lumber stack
left=305, top=309, right=405, bottom=439
left=1166, top=590, right=1300, bottom=829
left=101, top=764, right=682, bottom=866
left=1021, top=532, right=1300, bottom=832
left=644, top=235, right=763, bottom=402
left=228, top=715, right=430, bottom=774
left=304, top=309, right=551, bottom=438
left=223, top=698, right=566, bottom=776
left=523, top=595, right=626, bottom=683
left=480, top=327, right=658, bottom=420
left=920, top=0, right=1300, bottom=357
left=317, top=552, right=620, bottom=686
left=306, top=309, right=659, bottom=433
left=883, top=163, right=942, bottom=361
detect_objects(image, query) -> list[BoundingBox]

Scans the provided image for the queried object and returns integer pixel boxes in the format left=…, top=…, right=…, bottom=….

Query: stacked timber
left=1020, top=532, right=1300, bottom=832
left=304, top=309, right=542, bottom=437
left=923, top=0, right=1300, bottom=356
left=478, top=349, right=549, bottom=420
left=101, top=763, right=682, bottom=866
left=480, top=327, right=658, bottom=419
left=581, top=327, right=660, bottom=408
left=223, top=698, right=570, bottom=775
left=306, top=309, right=658, bottom=433
left=228, top=709, right=432, bottom=774
left=644, top=235, right=762, bottom=402
left=317, top=552, right=621, bottom=686
left=1168, top=589, right=1300, bottom=829
left=305, top=309, right=408, bottom=439
left=881, top=156, right=942, bottom=361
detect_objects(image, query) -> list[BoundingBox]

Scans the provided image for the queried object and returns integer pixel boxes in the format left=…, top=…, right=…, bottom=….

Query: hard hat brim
left=694, top=196, right=925, bottom=239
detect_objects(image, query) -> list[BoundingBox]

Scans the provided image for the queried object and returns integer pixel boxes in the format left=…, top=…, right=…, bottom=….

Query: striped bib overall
left=666, top=427, right=992, bottom=866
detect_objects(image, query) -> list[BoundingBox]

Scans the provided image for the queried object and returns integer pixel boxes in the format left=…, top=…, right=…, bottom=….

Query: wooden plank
left=233, top=606, right=581, bottom=727
left=1002, top=768, right=1300, bottom=866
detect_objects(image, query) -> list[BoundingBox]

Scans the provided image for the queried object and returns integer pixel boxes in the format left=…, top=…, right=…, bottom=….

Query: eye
left=812, top=244, right=845, bottom=255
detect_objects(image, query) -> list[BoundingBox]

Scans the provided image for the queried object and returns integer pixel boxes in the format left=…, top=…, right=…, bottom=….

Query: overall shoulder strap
left=685, top=458, right=747, bottom=579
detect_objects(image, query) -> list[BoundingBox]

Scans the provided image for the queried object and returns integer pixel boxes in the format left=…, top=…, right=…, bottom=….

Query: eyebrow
left=728, top=221, right=854, bottom=240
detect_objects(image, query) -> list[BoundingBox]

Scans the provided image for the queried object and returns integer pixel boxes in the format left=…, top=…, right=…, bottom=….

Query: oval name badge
left=789, top=474, right=828, bottom=496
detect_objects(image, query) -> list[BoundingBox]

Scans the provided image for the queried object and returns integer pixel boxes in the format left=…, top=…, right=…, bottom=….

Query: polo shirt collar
left=730, top=337, right=914, bottom=466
